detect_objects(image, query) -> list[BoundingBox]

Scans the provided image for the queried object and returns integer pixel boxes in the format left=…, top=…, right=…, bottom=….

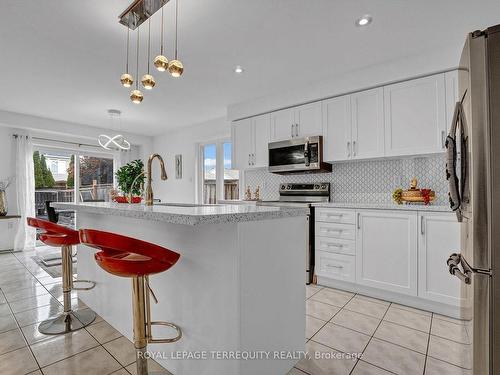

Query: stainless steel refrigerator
left=446, top=24, right=500, bottom=375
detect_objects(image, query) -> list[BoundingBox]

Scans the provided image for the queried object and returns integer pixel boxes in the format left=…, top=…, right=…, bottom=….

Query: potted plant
left=114, top=160, right=145, bottom=203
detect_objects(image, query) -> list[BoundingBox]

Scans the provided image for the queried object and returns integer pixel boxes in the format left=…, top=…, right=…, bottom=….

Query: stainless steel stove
left=258, top=183, right=330, bottom=284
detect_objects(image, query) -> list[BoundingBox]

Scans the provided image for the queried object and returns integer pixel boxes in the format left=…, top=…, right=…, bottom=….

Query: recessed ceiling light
left=234, top=65, right=244, bottom=74
left=355, top=15, right=373, bottom=27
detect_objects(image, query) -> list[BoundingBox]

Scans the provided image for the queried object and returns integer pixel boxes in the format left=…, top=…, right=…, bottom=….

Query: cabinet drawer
left=316, top=251, right=355, bottom=282
left=315, top=222, right=356, bottom=240
left=316, top=208, right=356, bottom=224
left=316, top=237, right=355, bottom=256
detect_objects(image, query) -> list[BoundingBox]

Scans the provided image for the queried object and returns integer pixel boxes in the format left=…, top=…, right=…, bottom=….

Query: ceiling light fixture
left=141, top=19, right=156, bottom=90
left=120, top=28, right=134, bottom=87
left=167, top=0, right=184, bottom=78
left=355, top=15, right=373, bottom=27
left=234, top=65, right=244, bottom=74
left=130, top=27, right=144, bottom=104
left=153, top=6, right=169, bottom=72
left=118, top=0, right=186, bottom=100
left=98, top=110, right=131, bottom=151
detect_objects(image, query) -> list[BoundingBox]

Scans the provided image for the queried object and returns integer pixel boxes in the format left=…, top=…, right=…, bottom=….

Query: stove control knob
left=321, top=184, right=327, bottom=190
left=314, top=184, right=319, bottom=190
left=286, top=185, right=291, bottom=190
left=280, top=185, right=286, bottom=190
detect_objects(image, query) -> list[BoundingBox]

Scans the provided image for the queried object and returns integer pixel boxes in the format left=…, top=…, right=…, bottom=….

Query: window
left=199, top=140, right=239, bottom=204
left=223, top=142, right=239, bottom=200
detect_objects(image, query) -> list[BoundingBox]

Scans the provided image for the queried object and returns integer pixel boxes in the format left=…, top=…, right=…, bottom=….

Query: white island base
left=73, top=208, right=307, bottom=375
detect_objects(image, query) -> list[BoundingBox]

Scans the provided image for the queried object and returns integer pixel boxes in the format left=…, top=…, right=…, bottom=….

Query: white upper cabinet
left=236, top=71, right=458, bottom=165
left=232, top=118, right=253, bottom=170
left=270, top=102, right=322, bottom=141
left=356, top=211, right=418, bottom=296
left=351, top=88, right=385, bottom=159
left=231, top=114, right=270, bottom=170
left=418, top=213, right=464, bottom=306
left=295, top=102, right=323, bottom=138
left=253, top=114, right=271, bottom=168
left=323, top=95, right=351, bottom=162
left=271, top=108, right=295, bottom=141
left=384, top=74, right=446, bottom=156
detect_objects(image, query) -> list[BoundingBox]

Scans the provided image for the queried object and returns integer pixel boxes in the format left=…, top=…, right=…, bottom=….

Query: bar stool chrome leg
left=38, top=245, right=96, bottom=334
left=132, top=276, right=182, bottom=375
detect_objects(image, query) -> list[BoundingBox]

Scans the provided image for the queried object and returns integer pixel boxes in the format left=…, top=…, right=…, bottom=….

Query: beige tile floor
left=0, top=249, right=171, bottom=375
left=0, top=250, right=473, bottom=375
left=289, top=284, right=473, bottom=375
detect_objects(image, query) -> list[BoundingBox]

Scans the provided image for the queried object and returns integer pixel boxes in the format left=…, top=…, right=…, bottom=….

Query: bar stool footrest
left=72, top=279, right=96, bottom=291
left=148, top=321, right=182, bottom=343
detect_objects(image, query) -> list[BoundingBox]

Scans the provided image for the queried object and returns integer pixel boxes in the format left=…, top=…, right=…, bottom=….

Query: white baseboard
left=317, top=276, right=463, bottom=319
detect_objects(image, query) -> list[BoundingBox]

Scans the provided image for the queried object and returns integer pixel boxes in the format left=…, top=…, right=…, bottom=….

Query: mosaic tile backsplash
left=244, top=154, right=448, bottom=205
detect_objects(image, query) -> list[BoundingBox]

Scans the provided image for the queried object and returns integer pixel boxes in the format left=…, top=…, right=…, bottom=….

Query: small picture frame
left=175, top=154, right=182, bottom=179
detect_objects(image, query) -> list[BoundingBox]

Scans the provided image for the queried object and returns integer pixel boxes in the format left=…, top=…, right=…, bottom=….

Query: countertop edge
left=312, top=203, right=452, bottom=213
left=51, top=202, right=308, bottom=226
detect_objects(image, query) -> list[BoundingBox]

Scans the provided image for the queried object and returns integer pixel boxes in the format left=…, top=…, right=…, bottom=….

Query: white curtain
left=14, top=135, right=36, bottom=251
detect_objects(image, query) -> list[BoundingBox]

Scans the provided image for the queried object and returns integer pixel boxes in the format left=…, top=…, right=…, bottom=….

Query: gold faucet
left=145, top=154, right=168, bottom=206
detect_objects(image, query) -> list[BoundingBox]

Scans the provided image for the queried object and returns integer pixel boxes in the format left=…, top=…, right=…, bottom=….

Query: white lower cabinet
left=315, top=222, right=356, bottom=240
left=316, top=251, right=356, bottom=282
left=315, top=207, right=462, bottom=313
left=418, top=212, right=463, bottom=305
left=356, top=210, right=418, bottom=296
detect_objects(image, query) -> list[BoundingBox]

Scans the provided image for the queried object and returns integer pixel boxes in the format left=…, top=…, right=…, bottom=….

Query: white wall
left=152, top=117, right=230, bottom=203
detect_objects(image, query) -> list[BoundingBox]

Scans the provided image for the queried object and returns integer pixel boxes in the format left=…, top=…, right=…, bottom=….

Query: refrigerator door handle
left=447, top=253, right=492, bottom=285
left=446, top=102, right=462, bottom=218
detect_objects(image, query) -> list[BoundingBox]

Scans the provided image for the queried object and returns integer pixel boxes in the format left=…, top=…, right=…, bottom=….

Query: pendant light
left=120, top=28, right=134, bottom=87
left=141, top=19, right=156, bottom=90
left=130, top=27, right=144, bottom=104
left=98, top=110, right=131, bottom=151
left=153, top=6, right=169, bottom=72
left=168, top=0, right=184, bottom=78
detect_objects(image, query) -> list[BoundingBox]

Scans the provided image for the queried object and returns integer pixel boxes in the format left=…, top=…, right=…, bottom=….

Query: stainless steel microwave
left=268, top=136, right=332, bottom=174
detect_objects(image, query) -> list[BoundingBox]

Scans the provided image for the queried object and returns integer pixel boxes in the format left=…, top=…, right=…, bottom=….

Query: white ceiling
left=1, top=0, right=500, bottom=135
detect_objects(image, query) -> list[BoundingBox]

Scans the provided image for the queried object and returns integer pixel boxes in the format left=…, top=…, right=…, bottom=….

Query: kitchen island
left=52, top=202, right=308, bottom=375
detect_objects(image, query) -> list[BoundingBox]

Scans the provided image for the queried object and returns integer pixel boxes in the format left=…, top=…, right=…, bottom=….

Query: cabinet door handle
left=441, top=130, right=446, bottom=149
left=248, top=154, right=251, bottom=166
left=295, top=123, right=299, bottom=137
left=357, top=213, right=361, bottom=229
left=353, top=140, right=357, bottom=156
left=291, top=124, right=294, bottom=138
left=326, top=264, right=343, bottom=269
left=326, top=243, right=343, bottom=248
left=421, top=216, right=425, bottom=235
left=347, top=141, right=351, bottom=157
left=252, top=153, right=256, bottom=165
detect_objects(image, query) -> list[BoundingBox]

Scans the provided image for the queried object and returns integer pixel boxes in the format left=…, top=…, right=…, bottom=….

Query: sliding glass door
left=78, top=155, right=114, bottom=202
left=33, top=147, right=115, bottom=233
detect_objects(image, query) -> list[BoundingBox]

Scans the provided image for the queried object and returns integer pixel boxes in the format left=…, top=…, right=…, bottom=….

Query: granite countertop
left=51, top=202, right=308, bottom=226
left=313, top=202, right=452, bottom=212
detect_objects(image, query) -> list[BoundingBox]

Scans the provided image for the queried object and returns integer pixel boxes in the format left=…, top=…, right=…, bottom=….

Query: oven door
left=268, top=136, right=320, bottom=173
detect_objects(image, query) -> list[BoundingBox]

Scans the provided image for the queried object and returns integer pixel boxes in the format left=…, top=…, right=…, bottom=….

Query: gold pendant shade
left=119, top=0, right=184, bottom=104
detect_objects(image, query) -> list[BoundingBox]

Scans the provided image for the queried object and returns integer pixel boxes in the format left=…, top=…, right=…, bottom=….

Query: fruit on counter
left=392, top=188, right=403, bottom=205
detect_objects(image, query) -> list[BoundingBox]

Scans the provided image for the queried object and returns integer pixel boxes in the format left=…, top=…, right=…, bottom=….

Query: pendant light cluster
left=120, top=0, right=183, bottom=104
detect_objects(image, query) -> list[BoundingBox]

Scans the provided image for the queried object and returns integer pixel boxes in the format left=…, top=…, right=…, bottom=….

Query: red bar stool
left=79, top=229, right=182, bottom=375
left=27, top=218, right=96, bottom=334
